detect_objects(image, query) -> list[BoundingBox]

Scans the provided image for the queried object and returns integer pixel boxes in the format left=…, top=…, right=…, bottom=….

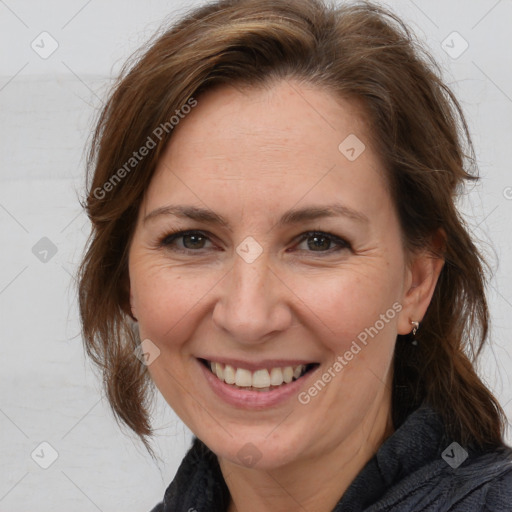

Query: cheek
left=130, top=260, right=219, bottom=347
left=290, top=265, right=402, bottom=354
left=130, top=244, right=405, bottom=358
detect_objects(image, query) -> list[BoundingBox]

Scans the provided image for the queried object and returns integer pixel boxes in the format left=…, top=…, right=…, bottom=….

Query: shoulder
left=369, top=440, right=512, bottom=511
left=437, top=445, right=512, bottom=511
left=483, top=463, right=512, bottom=510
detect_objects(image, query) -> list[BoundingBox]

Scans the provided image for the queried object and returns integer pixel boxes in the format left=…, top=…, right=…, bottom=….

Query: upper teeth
left=209, top=361, right=305, bottom=388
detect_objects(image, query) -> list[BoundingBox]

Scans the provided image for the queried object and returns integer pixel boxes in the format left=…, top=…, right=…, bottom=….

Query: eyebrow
left=143, top=203, right=369, bottom=229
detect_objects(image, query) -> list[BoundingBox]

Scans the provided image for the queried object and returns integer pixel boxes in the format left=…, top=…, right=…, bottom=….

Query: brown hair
left=78, top=0, right=506, bottom=456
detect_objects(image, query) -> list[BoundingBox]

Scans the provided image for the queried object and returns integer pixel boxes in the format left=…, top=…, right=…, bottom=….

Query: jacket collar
left=161, top=406, right=447, bottom=511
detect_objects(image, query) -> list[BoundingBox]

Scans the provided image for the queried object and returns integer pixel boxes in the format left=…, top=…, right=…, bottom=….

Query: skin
left=128, top=79, right=444, bottom=512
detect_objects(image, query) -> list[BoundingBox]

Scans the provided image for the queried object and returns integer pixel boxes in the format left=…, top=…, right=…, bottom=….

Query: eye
left=293, top=231, right=351, bottom=254
left=159, top=230, right=214, bottom=252
left=158, top=229, right=351, bottom=255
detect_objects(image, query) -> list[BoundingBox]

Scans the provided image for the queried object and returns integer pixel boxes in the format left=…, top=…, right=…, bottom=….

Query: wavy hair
left=78, top=0, right=506, bottom=455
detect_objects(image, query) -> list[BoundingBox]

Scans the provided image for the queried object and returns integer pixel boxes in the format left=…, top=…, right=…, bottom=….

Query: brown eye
left=306, top=234, right=331, bottom=251
left=160, top=230, right=213, bottom=252
left=294, top=231, right=351, bottom=254
left=181, top=233, right=207, bottom=249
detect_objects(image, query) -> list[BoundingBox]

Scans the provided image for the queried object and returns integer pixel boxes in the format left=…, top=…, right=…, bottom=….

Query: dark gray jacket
left=150, top=406, right=512, bottom=511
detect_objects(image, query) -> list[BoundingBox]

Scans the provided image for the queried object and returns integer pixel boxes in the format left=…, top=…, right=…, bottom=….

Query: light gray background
left=1, top=0, right=511, bottom=510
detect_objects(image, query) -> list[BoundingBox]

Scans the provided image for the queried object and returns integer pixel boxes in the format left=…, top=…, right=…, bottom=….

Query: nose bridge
left=212, top=248, right=291, bottom=343
left=233, top=250, right=270, bottom=305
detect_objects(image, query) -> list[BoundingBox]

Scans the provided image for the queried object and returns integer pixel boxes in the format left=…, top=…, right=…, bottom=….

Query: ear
left=397, top=229, right=445, bottom=335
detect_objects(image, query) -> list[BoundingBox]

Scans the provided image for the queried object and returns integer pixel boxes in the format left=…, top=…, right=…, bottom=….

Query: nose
left=211, top=249, right=293, bottom=345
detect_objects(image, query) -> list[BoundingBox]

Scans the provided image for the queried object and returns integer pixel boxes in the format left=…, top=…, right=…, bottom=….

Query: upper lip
left=198, top=357, right=318, bottom=372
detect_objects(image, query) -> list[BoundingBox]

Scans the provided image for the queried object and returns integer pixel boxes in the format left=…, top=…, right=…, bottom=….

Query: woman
left=78, top=0, right=512, bottom=510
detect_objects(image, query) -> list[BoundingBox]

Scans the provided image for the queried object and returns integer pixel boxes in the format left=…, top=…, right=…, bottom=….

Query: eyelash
left=157, top=229, right=351, bottom=255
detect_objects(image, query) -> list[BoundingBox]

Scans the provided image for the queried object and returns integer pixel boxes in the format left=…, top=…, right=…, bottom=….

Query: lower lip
left=197, top=359, right=318, bottom=410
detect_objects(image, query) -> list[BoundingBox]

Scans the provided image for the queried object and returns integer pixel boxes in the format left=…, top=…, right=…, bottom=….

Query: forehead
left=144, top=80, right=389, bottom=220
left=162, top=81, right=369, bottom=166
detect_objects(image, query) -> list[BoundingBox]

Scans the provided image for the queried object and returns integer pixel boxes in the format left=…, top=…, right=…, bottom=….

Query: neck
left=219, top=396, right=394, bottom=512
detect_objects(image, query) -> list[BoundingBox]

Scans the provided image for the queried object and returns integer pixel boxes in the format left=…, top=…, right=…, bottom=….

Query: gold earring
left=411, top=320, right=419, bottom=336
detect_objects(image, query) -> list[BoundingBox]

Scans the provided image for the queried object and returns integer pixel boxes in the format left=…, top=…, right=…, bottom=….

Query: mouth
left=199, top=358, right=320, bottom=392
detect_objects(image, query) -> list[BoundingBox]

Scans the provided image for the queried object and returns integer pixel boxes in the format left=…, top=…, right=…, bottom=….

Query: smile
left=200, top=358, right=319, bottom=392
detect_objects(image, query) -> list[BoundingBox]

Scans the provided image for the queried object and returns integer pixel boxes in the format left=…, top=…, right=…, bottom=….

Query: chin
left=200, top=424, right=315, bottom=471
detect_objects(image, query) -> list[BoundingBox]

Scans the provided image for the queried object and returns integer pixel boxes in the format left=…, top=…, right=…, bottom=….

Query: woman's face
left=128, top=80, right=429, bottom=469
